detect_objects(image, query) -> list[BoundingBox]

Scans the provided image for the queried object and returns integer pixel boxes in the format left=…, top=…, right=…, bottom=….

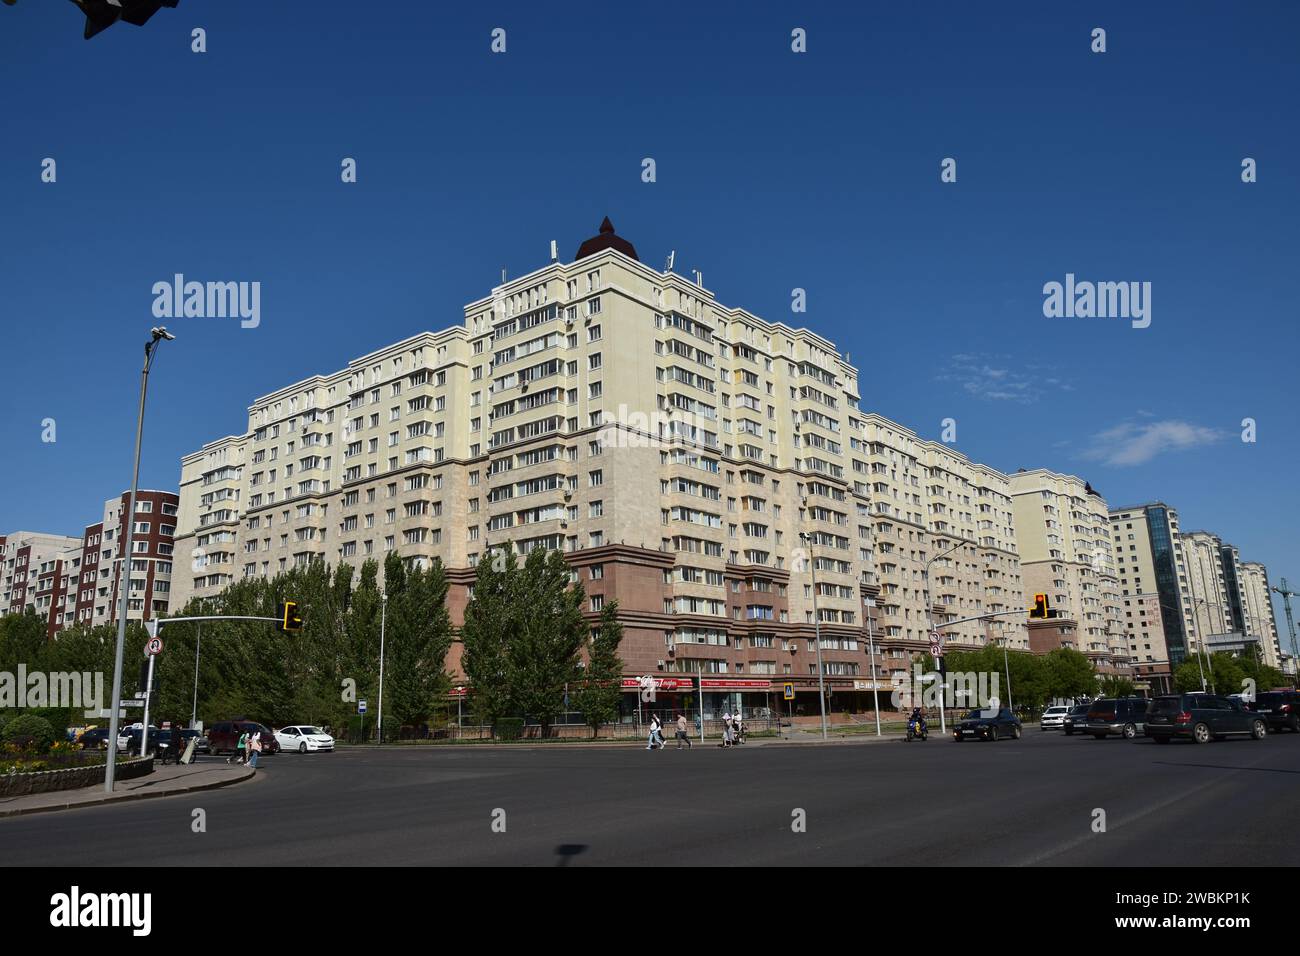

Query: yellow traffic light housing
left=1030, top=593, right=1048, bottom=619
left=278, top=600, right=303, bottom=632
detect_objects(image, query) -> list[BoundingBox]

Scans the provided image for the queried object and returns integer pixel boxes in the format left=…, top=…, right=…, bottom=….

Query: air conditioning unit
left=520, top=381, right=529, bottom=392
left=656, top=660, right=665, bottom=669
left=560, top=520, right=568, bottom=528
left=583, top=313, right=592, bottom=324
left=565, top=316, right=574, bottom=329
left=563, top=490, right=572, bottom=501
left=667, top=644, right=676, bottom=656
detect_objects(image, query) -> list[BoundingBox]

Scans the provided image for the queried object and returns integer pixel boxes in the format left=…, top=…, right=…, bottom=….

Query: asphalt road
left=6, top=729, right=1299, bottom=866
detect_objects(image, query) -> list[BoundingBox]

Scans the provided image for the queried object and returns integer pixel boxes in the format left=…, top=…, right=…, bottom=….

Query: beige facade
left=1008, top=469, right=1128, bottom=673
left=1239, top=561, right=1283, bottom=670
left=167, top=221, right=1043, bottom=705
left=1181, top=530, right=1235, bottom=643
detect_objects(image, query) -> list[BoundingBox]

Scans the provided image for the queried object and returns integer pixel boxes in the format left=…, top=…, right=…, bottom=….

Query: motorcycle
left=906, top=715, right=929, bottom=741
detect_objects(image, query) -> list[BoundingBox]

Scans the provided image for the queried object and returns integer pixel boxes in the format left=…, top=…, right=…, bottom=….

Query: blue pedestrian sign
left=358, top=700, right=367, bottom=715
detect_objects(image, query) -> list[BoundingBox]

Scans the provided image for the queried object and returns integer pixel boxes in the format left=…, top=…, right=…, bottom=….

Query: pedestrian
left=675, top=713, right=692, bottom=750
left=248, top=728, right=263, bottom=770
left=647, top=713, right=663, bottom=750
left=228, top=729, right=247, bottom=765
left=721, top=711, right=732, bottom=747
left=169, top=721, right=183, bottom=766
left=734, top=711, right=745, bottom=745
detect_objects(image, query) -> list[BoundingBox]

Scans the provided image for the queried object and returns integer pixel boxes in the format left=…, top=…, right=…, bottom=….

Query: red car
left=207, top=720, right=280, bottom=756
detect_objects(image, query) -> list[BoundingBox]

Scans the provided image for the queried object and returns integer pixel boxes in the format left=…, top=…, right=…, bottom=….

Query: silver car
left=1039, top=705, right=1069, bottom=731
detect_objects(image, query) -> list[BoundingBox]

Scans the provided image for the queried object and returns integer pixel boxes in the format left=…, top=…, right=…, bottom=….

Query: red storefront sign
left=619, top=677, right=772, bottom=691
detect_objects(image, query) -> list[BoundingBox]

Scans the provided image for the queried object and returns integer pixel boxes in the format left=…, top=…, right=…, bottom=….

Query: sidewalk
left=0, top=760, right=255, bottom=819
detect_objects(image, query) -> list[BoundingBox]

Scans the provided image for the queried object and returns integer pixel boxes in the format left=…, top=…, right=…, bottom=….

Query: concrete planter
left=0, top=756, right=153, bottom=798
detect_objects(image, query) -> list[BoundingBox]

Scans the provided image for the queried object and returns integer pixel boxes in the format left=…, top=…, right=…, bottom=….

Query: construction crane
left=1270, top=577, right=1300, bottom=683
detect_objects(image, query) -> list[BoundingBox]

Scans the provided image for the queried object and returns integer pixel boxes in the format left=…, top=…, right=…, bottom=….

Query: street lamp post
left=377, top=592, right=388, bottom=744
left=922, top=541, right=964, bottom=736
left=865, top=596, right=881, bottom=737
left=800, top=532, right=829, bottom=740
left=105, top=327, right=174, bottom=793
left=190, top=622, right=201, bottom=728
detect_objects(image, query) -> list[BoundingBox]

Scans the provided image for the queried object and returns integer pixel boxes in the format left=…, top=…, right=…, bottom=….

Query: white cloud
left=1078, top=419, right=1226, bottom=467
left=940, top=353, right=1071, bottom=404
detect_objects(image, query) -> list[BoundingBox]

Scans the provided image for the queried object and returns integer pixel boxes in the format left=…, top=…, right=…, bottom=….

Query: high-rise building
left=1239, top=561, right=1283, bottom=670
left=1007, top=469, right=1129, bottom=677
left=1107, top=502, right=1199, bottom=693
left=1181, top=530, right=1235, bottom=642
left=0, top=490, right=178, bottom=637
left=170, top=219, right=1037, bottom=715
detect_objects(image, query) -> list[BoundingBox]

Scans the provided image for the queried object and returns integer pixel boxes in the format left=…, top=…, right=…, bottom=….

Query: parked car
left=274, top=725, right=335, bottom=753
left=1247, top=690, right=1300, bottom=733
left=208, top=720, right=281, bottom=756
left=1062, top=703, right=1092, bottom=736
left=1039, top=705, right=1069, bottom=731
left=1085, top=697, right=1150, bottom=739
left=123, top=728, right=170, bottom=756
left=952, top=708, right=1022, bottom=741
left=77, top=727, right=114, bottom=750
left=1144, top=693, right=1267, bottom=744
left=117, top=724, right=157, bottom=752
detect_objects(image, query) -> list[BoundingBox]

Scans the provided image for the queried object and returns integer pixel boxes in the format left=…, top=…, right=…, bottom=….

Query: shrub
left=494, top=717, right=524, bottom=741
left=1, top=714, right=57, bottom=753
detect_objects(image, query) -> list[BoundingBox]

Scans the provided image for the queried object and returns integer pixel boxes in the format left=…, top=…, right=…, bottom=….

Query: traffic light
left=1030, top=593, right=1049, bottom=619
left=277, top=600, right=303, bottom=633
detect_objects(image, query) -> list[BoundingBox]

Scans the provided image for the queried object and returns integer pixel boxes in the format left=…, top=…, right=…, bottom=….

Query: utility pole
left=800, top=531, right=828, bottom=740
left=105, top=327, right=174, bottom=793
left=1272, top=578, right=1299, bottom=682
left=377, top=592, right=388, bottom=744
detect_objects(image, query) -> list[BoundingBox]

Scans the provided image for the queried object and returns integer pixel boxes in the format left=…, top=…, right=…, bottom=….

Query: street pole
left=457, top=686, right=463, bottom=730
left=801, top=532, right=829, bottom=740
left=190, top=622, right=201, bottom=728
left=1001, top=634, right=1014, bottom=713
left=923, top=541, right=962, bottom=736
left=696, top=659, right=705, bottom=744
left=139, top=651, right=157, bottom=756
left=377, top=592, right=387, bottom=744
left=105, top=327, right=173, bottom=794
left=865, top=597, right=881, bottom=737
left=1272, top=579, right=1299, bottom=683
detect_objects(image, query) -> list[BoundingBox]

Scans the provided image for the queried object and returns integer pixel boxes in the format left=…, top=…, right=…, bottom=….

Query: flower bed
left=0, top=754, right=153, bottom=798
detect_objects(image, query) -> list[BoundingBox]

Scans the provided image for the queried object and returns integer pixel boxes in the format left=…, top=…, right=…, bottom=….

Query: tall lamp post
left=799, top=531, right=829, bottom=740
left=106, top=327, right=174, bottom=793
left=377, top=591, right=388, bottom=744
left=865, top=596, right=881, bottom=737
left=922, top=540, right=964, bottom=736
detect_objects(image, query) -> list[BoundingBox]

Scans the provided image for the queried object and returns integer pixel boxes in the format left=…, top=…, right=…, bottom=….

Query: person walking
left=721, top=711, right=732, bottom=747
left=228, top=729, right=248, bottom=765
left=647, top=713, right=663, bottom=750
left=675, top=713, right=692, bottom=750
left=247, top=729, right=263, bottom=770
left=169, top=722, right=183, bottom=766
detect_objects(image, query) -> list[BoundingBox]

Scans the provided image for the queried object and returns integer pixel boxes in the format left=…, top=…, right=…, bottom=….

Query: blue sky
left=1, top=1, right=1297, bottom=638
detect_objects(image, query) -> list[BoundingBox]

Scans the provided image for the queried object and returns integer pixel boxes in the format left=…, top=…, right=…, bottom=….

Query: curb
left=0, top=767, right=257, bottom=819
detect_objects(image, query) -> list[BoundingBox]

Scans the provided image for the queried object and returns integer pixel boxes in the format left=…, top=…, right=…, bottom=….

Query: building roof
left=574, top=217, right=639, bottom=262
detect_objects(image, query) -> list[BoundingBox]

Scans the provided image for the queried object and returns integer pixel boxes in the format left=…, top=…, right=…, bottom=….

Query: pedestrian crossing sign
left=783, top=682, right=795, bottom=701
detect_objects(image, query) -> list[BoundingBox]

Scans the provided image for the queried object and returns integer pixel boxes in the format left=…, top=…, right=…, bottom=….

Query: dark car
left=1085, top=697, right=1150, bottom=739
left=1144, top=693, right=1267, bottom=744
left=123, top=727, right=170, bottom=756
left=1247, top=690, right=1300, bottom=733
left=77, top=727, right=114, bottom=750
left=208, top=720, right=280, bottom=756
left=952, top=707, right=1022, bottom=741
left=1062, top=703, right=1092, bottom=736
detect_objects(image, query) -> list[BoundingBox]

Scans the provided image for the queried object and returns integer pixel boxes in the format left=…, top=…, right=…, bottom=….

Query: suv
left=208, top=720, right=281, bottom=756
left=1248, top=690, right=1300, bottom=733
left=1062, top=703, right=1092, bottom=736
left=1085, top=697, right=1150, bottom=739
left=1145, top=693, right=1267, bottom=744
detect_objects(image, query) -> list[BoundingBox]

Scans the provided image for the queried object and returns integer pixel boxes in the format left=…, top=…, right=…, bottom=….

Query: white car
left=1039, top=706, right=1069, bottom=730
left=275, top=725, right=335, bottom=753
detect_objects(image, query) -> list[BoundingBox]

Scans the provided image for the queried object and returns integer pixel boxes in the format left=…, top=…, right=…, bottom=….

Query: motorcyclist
left=909, top=707, right=927, bottom=734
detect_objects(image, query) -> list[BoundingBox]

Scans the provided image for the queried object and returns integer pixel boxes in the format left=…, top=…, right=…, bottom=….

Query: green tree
left=380, top=551, right=453, bottom=730
left=1098, top=675, right=1137, bottom=698
left=571, top=599, right=625, bottom=738
left=460, top=549, right=517, bottom=734
left=1045, top=647, right=1097, bottom=701
left=506, top=548, right=588, bottom=738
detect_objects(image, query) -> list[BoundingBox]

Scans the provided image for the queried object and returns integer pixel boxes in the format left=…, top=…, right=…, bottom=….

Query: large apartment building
left=168, top=220, right=1059, bottom=714
left=1107, top=502, right=1199, bottom=691
left=1007, top=469, right=1129, bottom=676
left=1239, top=561, right=1284, bottom=670
left=0, top=491, right=178, bottom=637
